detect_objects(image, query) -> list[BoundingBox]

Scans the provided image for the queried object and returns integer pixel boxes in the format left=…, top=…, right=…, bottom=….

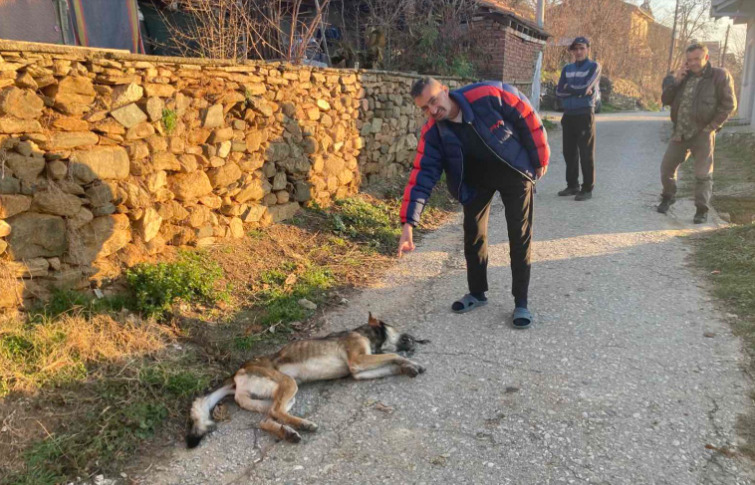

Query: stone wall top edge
left=0, top=39, right=477, bottom=82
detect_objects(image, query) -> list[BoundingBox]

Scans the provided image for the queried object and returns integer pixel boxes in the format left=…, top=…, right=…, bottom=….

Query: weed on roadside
left=235, top=263, right=335, bottom=349
left=694, top=223, right=755, bottom=459
left=599, top=103, right=621, bottom=114
left=28, top=289, right=130, bottom=322
left=2, top=358, right=213, bottom=484
left=307, top=191, right=455, bottom=255
left=695, top=224, right=755, bottom=334
left=542, top=115, right=557, bottom=131
left=329, top=197, right=400, bottom=254
left=127, top=251, right=229, bottom=319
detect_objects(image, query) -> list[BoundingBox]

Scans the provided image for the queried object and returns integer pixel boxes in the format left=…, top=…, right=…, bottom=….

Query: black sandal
left=451, top=294, right=488, bottom=314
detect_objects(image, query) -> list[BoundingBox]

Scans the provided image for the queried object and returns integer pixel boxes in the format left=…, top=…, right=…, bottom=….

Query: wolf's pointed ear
left=368, top=312, right=380, bottom=327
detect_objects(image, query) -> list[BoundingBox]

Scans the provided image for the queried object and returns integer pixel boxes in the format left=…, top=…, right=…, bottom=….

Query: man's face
left=414, top=82, right=453, bottom=122
left=685, top=48, right=708, bottom=74
left=570, top=44, right=588, bottom=61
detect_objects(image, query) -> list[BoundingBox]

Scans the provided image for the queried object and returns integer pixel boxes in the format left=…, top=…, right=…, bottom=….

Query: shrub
left=126, top=251, right=227, bottom=318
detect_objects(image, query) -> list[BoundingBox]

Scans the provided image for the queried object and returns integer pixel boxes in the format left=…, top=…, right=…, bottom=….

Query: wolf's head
left=366, top=313, right=429, bottom=354
left=364, top=312, right=401, bottom=353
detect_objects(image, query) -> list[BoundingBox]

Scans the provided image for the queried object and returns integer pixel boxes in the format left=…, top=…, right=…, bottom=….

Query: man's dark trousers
left=462, top=176, right=533, bottom=304
left=561, top=112, right=596, bottom=191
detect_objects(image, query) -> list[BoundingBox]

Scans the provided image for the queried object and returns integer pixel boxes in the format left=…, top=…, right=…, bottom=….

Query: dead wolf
left=187, top=313, right=426, bottom=447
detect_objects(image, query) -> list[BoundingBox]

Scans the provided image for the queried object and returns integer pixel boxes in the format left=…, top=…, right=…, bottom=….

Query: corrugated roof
left=477, top=0, right=520, bottom=16
left=476, top=0, right=549, bottom=38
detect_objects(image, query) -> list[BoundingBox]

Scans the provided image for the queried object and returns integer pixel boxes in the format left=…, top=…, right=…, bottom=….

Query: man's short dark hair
left=410, top=77, right=437, bottom=98
left=686, top=43, right=709, bottom=55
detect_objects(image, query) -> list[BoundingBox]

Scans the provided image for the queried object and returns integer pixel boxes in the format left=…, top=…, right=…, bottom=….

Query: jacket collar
left=448, top=90, right=476, bottom=123
left=688, top=62, right=712, bottom=79
left=700, top=62, right=713, bottom=78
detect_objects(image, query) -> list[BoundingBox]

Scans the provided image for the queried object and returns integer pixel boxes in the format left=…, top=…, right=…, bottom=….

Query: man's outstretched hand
left=397, top=223, right=415, bottom=258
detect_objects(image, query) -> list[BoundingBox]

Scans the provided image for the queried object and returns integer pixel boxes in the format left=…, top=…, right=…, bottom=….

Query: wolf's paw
left=282, top=425, right=302, bottom=443
left=402, top=363, right=423, bottom=377
left=300, top=420, right=319, bottom=432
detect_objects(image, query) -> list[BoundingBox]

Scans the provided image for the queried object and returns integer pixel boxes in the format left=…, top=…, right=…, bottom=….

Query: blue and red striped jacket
left=400, top=81, right=550, bottom=226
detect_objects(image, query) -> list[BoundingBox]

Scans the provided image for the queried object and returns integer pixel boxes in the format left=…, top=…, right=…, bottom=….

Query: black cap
left=569, top=36, right=590, bottom=50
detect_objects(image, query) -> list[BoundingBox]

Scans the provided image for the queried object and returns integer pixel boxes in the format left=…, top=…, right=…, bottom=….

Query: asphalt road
left=139, top=111, right=754, bottom=485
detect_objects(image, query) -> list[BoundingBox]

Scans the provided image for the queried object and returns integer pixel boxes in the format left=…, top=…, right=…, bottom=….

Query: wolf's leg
left=235, top=395, right=272, bottom=413
left=234, top=370, right=276, bottom=414
left=267, top=373, right=319, bottom=433
left=349, top=353, right=425, bottom=379
left=259, top=417, right=302, bottom=443
left=235, top=395, right=292, bottom=413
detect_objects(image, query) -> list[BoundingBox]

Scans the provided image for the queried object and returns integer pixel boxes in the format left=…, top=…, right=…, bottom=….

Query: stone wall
left=0, top=41, right=468, bottom=308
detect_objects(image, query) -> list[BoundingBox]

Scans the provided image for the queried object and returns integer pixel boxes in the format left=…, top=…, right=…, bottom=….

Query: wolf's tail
left=186, top=378, right=235, bottom=448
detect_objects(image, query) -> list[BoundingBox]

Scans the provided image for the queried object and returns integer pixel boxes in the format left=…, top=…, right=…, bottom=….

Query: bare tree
left=659, top=0, right=717, bottom=70
left=161, top=0, right=331, bottom=63
left=544, top=0, right=629, bottom=76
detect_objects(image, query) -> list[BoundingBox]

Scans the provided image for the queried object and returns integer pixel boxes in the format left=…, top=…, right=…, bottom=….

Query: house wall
left=0, top=0, right=63, bottom=45
left=472, top=18, right=545, bottom=92
left=741, top=21, right=755, bottom=127
left=0, top=40, right=472, bottom=308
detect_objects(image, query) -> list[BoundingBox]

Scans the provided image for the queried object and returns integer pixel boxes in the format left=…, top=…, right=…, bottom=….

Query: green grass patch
left=126, top=251, right=228, bottom=319
left=329, top=197, right=401, bottom=254
left=711, top=196, right=755, bottom=225
left=248, top=228, right=266, bottom=240
left=646, top=100, right=661, bottom=112
left=599, top=103, right=621, bottom=114
left=28, top=289, right=130, bottom=322
left=303, top=192, right=454, bottom=255
left=542, top=115, right=557, bottom=131
left=713, top=137, right=755, bottom=196
left=258, top=265, right=334, bottom=325
left=26, top=250, right=230, bottom=322
left=695, top=224, right=755, bottom=331
left=161, top=108, right=177, bottom=134
left=3, top=362, right=212, bottom=485
left=234, top=264, right=335, bottom=349
left=694, top=223, right=755, bottom=458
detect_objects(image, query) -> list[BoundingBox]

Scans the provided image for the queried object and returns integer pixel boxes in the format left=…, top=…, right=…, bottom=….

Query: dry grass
left=0, top=262, right=23, bottom=310
left=0, top=313, right=169, bottom=396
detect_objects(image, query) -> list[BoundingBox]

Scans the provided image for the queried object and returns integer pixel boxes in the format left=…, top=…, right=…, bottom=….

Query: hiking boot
left=558, top=186, right=580, bottom=196
left=574, top=190, right=592, bottom=201
left=693, top=209, right=708, bottom=224
left=657, top=197, right=675, bottom=214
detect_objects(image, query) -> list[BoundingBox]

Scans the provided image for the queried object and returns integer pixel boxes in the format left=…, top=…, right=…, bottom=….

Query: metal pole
left=667, top=0, right=680, bottom=73
left=536, top=0, right=544, bottom=26
left=531, top=0, right=545, bottom=111
left=721, top=23, right=731, bottom=68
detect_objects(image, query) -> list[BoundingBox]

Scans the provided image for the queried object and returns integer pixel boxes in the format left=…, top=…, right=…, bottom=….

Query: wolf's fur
left=187, top=313, right=425, bottom=447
